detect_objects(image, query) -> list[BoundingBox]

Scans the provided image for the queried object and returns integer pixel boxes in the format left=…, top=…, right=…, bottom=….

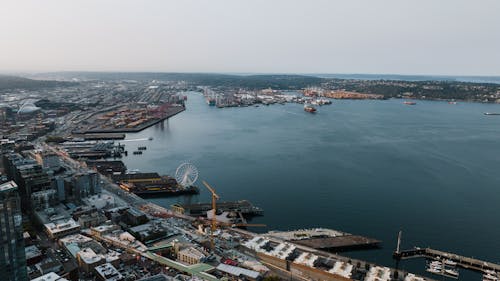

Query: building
left=31, top=189, right=58, bottom=210
left=34, top=151, right=61, bottom=171
left=77, top=248, right=105, bottom=273
left=177, top=246, right=206, bottom=265
left=30, top=272, right=68, bottom=281
left=94, top=263, right=123, bottom=281
left=2, top=153, right=52, bottom=210
left=124, top=207, right=148, bottom=226
left=72, top=170, right=101, bottom=198
left=0, top=181, right=28, bottom=281
left=44, top=217, right=80, bottom=239
left=128, top=221, right=169, bottom=242
left=216, top=263, right=260, bottom=281
left=25, top=245, right=43, bottom=266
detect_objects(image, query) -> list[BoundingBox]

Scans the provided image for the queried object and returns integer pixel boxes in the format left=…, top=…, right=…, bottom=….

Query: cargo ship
left=403, top=101, right=417, bottom=105
left=304, top=104, right=317, bottom=113
left=113, top=172, right=200, bottom=196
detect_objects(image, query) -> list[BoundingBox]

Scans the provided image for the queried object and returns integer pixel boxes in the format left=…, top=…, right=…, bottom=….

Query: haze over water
left=122, top=93, right=500, bottom=279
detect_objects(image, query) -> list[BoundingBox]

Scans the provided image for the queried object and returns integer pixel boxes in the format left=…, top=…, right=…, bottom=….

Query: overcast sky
left=1, top=0, right=499, bottom=75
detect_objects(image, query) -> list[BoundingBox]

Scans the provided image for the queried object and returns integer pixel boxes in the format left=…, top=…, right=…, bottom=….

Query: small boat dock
left=394, top=247, right=500, bottom=279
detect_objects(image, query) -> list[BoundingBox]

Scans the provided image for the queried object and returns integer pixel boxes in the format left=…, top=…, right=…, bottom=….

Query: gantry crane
left=202, top=180, right=219, bottom=251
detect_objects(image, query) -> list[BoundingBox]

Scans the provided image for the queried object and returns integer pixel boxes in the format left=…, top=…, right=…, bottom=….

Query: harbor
left=117, top=94, right=500, bottom=280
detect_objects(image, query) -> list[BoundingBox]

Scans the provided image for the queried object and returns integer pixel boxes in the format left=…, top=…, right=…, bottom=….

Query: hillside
left=0, top=75, right=75, bottom=90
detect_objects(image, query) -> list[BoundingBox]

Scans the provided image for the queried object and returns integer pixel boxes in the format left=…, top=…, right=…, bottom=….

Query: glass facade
left=0, top=181, right=28, bottom=281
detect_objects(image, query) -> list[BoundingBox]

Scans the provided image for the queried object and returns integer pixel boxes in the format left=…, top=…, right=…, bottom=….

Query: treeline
left=0, top=75, right=75, bottom=90
left=327, top=80, right=500, bottom=101
left=41, top=72, right=326, bottom=90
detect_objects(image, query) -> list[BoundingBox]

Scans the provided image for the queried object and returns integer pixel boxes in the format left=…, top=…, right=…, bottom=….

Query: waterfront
left=122, top=92, right=500, bottom=279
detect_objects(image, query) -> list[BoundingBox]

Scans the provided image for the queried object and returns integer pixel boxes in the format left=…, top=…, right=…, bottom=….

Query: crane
left=202, top=180, right=219, bottom=251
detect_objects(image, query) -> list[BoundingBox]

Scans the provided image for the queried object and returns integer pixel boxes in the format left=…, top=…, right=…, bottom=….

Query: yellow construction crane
left=202, top=180, right=219, bottom=251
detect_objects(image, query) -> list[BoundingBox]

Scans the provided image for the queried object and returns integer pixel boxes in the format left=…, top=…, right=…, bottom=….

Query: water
left=121, top=93, right=500, bottom=280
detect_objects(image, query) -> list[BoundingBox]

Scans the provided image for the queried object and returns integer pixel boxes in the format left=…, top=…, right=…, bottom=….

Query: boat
left=148, top=137, right=153, bottom=141
left=443, top=259, right=457, bottom=266
left=206, top=97, right=216, bottom=106
left=448, top=101, right=457, bottom=104
left=483, top=273, right=500, bottom=281
left=304, top=104, right=317, bottom=113
left=403, top=101, right=417, bottom=105
left=317, top=98, right=332, bottom=105
left=444, top=269, right=459, bottom=279
left=484, top=112, right=500, bottom=115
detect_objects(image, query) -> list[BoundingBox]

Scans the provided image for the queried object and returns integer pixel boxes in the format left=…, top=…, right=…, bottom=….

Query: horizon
left=3, top=70, right=500, bottom=79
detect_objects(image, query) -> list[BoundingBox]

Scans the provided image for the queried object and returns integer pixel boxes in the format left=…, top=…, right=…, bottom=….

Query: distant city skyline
left=1, top=0, right=500, bottom=76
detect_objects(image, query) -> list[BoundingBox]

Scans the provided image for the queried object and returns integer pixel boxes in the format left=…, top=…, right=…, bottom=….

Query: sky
left=1, top=0, right=499, bottom=75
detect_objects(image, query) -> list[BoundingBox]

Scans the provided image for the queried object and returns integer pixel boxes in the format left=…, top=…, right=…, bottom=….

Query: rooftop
left=25, top=245, right=42, bottom=260
left=77, top=248, right=102, bottom=264
left=0, top=180, right=17, bottom=192
left=44, top=218, right=80, bottom=235
left=216, top=263, right=260, bottom=279
left=94, top=263, right=123, bottom=281
left=31, top=272, right=69, bottom=281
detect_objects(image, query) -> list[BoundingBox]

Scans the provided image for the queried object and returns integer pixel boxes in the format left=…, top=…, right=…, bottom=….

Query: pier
left=173, top=200, right=263, bottom=217
left=267, top=228, right=380, bottom=252
left=394, top=247, right=500, bottom=274
left=77, top=106, right=185, bottom=134
left=293, top=235, right=381, bottom=251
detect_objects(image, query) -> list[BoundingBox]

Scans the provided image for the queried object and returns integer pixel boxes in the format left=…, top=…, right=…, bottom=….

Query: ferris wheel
left=175, top=163, right=199, bottom=187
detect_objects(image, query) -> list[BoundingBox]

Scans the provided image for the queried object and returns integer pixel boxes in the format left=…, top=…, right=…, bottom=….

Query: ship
left=206, top=97, right=216, bottom=106
left=403, top=101, right=417, bottom=105
left=304, top=104, right=317, bottom=113
left=484, top=112, right=500, bottom=115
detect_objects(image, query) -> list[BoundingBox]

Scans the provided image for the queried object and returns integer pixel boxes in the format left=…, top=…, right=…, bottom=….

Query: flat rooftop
left=0, top=180, right=17, bottom=192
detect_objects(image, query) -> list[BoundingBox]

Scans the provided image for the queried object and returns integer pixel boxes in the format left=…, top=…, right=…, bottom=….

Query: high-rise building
left=3, top=153, right=53, bottom=210
left=0, top=181, right=28, bottom=281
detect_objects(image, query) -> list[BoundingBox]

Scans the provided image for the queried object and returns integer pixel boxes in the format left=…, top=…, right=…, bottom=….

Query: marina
left=394, top=247, right=500, bottom=280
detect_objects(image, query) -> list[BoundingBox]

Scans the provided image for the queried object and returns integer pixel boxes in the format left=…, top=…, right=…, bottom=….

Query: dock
left=293, top=235, right=381, bottom=251
left=80, top=106, right=184, bottom=134
left=174, top=200, right=263, bottom=217
left=394, top=247, right=500, bottom=274
left=82, top=133, right=126, bottom=140
left=266, top=228, right=380, bottom=252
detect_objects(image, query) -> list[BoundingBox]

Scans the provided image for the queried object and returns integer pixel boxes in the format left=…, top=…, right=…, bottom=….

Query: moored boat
left=304, top=104, right=317, bottom=113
